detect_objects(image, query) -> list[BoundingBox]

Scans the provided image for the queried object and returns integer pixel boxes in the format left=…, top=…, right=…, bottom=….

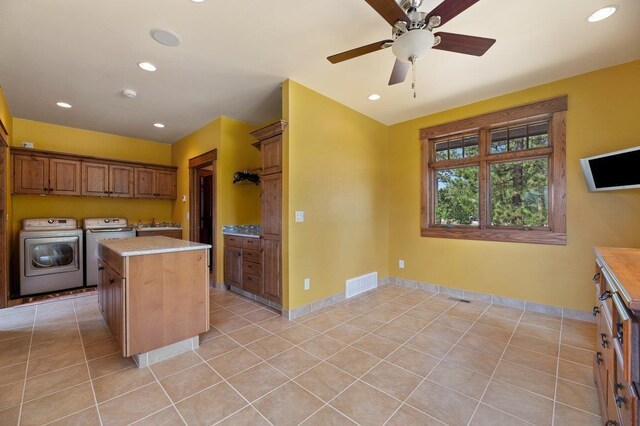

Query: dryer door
left=24, top=236, right=80, bottom=277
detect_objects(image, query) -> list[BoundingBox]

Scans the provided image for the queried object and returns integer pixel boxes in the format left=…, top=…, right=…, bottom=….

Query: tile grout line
left=551, top=312, right=565, bottom=426
left=71, top=299, right=104, bottom=426
left=465, top=303, right=527, bottom=425
left=15, top=304, right=37, bottom=425
left=147, top=367, right=189, bottom=425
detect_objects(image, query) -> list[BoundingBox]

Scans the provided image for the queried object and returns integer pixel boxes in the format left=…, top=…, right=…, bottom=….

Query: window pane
left=449, top=138, right=464, bottom=159
left=528, top=121, right=549, bottom=148
left=464, top=136, right=479, bottom=157
left=508, top=125, right=527, bottom=151
left=435, top=141, right=449, bottom=161
left=490, top=128, right=508, bottom=153
left=435, top=166, right=479, bottom=226
left=490, top=158, right=549, bottom=227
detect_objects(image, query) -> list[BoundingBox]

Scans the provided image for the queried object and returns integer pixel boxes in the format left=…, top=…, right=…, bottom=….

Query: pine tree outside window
left=421, top=96, right=567, bottom=245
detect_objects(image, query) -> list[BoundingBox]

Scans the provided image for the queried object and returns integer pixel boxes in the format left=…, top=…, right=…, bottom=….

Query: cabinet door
left=97, top=260, right=105, bottom=315
left=110, top=165, right=134, bottom=198
left=13, top=154, right=49, bottom=194
left=49, top=158, right=81, bottom=195
left=261, top=173, right=282, bottom=236
left=156, top=169, right=177, bottom=199
left=224, top=246, right=242, bottom=288
left=82, top=162, right=109, bottom=197
left=262, top=237, right=281, bottom=303
left=134, top=168, right=156, bottom=198
left=112, top=274, right=125, bottom=352
left=261, top=135, right=282, bottom=175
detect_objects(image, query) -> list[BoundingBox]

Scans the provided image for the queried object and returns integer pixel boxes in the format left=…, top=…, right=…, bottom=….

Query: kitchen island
left=98, top=236, right=211, bottom=366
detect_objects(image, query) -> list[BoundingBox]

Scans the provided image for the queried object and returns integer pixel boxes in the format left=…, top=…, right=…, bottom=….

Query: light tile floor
left=0, top=285, right=600, bottom=425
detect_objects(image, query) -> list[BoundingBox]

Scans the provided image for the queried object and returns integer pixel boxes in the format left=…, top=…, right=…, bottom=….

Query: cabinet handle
left=592, top=306, right=599, bottom=316
left=109, top=278, right=115, bottom=284
left=606, top=421, right=619, bottom=426
left=98, top=267, right=104, bottom=271
left=593, top=272, right=601, bottom=282
left=596, top=352, right=603, bottom=365
left=614, top=383, right=625, bottom=408
left=601, top=333, right=609, bottom=348
left=616, top=321, right=624, bottom=344
left=599, top=290, right=612, bottom=301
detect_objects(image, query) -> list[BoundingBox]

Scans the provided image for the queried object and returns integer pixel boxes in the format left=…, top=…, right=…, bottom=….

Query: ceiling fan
left=328, top=0, right=496, bottom=88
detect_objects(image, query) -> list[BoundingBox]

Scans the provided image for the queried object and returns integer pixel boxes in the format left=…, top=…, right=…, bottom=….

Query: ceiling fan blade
left=426, top=0, right=479, bottom=27
left=433, top=32, right=496, bottom=56
left=389, top=59, right=410, bottom=85
left=364, top=0, right=410, bottom=26
left=327, top=40, right=393, bottom=64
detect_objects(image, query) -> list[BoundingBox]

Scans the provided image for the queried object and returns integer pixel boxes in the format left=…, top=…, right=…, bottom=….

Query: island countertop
left=99, top=236, right=211, bottom=257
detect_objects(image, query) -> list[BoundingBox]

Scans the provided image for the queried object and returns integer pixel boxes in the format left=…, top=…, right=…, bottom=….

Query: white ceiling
left=0, top=0, right=638, bottom=144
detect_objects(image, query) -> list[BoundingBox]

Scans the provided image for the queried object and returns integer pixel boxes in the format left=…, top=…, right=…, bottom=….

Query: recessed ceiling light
left=150, top=28, right=181, bottom=47
left=587, top=5, right=618, bottom=22
left=191, top=0, right=206, bottom=3
left=368, top=94, right=381, bottom=101
left=56, top=102, right=72, bottom=108
left=154, top=123, right=165, bottom=128
left=138, top=62, right=157, bottom=72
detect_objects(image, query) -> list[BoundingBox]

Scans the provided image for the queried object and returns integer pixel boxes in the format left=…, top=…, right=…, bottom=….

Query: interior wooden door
left=0, top=132, right=7, bottom=308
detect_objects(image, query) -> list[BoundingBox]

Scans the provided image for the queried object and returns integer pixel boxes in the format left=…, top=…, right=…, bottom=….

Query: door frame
left=0, top=120, right=8, bottom=308
left=189, top=150, right=217, bottom=286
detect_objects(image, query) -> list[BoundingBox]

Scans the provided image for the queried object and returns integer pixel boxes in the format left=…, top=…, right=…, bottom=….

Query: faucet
left=151, top=218, right=156, bottom=228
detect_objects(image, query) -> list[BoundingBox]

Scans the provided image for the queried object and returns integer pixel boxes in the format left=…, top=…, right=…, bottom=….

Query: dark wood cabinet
left=261, top=135, right=282, bottom=175
left=97, top=259, right=125, bottom=351
left=83, top=162, right=134, bottom=198
left=593, top=247, right=640, bottom=426
left=224, top=235, right=263, bottom=298
left=135, top=167, right=177, bottom=199
left=13, top=153, right=81, bottom=195
left=262, top=236, right=281, bottom=303
left=261, top=173, right=282, bottom=236
left=224, top=244, right=242, bottom=288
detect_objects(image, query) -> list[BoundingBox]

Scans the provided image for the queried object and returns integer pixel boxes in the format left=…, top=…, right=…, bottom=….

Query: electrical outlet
left=304, top=278, right=310, bottom=290
left=399, top=260, right=405, bottom=269
left=295, top=211, right=304, bottom=222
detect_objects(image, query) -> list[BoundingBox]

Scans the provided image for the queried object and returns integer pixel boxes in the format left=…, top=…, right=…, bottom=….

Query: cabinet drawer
left=243, top=249, right=261, bottom=264
left=243, top=274, right=261, bottom=295
left=98, top=246, right=124, bottom=277
left=224, top=235, right=243, bottom=248
left=243, top=261, right=261, bottom=277
left=612, top=293, right=639, bottom=383
left=594, top=352, right=609, bottom=421
left=598, top=311, right=615, bottom=373
left=615, top=360, right=638, bottom=426
left=242, top=237, right=261, bottom=250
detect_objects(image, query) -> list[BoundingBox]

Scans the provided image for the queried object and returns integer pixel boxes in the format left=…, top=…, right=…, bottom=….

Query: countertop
left=222, top=225, right=260, bottom=239
left=594, top=247, right=640, bottom=312
left=100, top=236, right=211, bottom=257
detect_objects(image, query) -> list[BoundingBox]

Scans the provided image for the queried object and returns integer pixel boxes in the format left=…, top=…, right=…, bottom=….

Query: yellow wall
left=284, top=80, right=390, bottom=310
left=171, top=116, right=261, bottom=285
left=388, top=60, right=640, bottom=312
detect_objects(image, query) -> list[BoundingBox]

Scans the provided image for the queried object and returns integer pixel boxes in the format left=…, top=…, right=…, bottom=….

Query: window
left=421, top=96, right=567, bottom=245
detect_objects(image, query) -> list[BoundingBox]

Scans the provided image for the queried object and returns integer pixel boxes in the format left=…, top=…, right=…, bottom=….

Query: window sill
left=421, top=227, right=567, bottom=245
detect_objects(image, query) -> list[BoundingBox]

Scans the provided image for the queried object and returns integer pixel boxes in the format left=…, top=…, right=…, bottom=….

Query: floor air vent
left=346, top=272, right=378, bottom=298
left=448, top=297, right=471, bottom=303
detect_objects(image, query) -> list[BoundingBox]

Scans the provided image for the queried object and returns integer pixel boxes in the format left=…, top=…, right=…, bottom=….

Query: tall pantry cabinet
left=252, top=121, right=286, bottom=305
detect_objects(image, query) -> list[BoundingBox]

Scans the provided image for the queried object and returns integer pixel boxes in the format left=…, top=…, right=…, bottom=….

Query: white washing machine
left=84, top=217, right=136, bottom=287
left=19, top=218, right=84, bottom=296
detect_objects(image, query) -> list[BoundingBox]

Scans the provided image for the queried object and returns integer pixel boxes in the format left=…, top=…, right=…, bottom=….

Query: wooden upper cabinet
left=261, top=173, right=282, bottom=236
left=13, top=154, right=81, bottom=195
left=83, top=162, right=134, bottom=198
left=109, top=165, right=134, bottom=198
left=261, top=135, right=282, bottom=175
left=82, top=162, right=109, bottom=196
left=134, top=167, right=176, bottom=199
left=13, top=154, right=49, bottom=194
left=156, top=169, right=177, bottom=199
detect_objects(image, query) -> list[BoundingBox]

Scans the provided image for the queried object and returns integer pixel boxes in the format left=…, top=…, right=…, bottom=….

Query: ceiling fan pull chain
left=411, top=56, right=417, bottom=98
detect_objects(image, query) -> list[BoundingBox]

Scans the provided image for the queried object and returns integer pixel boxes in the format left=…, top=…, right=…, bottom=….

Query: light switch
left=295, top=211, right=304, bottom=222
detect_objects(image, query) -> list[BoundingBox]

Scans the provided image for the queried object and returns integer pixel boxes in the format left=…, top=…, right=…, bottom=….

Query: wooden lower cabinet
left=593, top=247, right=640, bottom=426
left=98, top=245, right=209, bottom=357
left=223, top=235, right=279, bottom=302
left=262, top=237, right=281, bottom=303
left=224, top=245, right=242, bottom=288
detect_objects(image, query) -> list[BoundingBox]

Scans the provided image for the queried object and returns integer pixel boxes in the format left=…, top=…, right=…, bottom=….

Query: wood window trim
left=420, top=96, right=567, bottom=245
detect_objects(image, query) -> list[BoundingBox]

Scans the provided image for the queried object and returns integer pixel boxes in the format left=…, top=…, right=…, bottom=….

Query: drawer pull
left=596, top=352, right=603, bottom=365
left=109, top=278, right=115, bottom=284
left=614, top=383, right=626, bottom=408
left=593, top=272, right=601, bottom=281
left=601, top=333, right=609, bottom=348
left=98, top=266, right=105, bottom=271
left=616, top=321, right=624, bottom=344
left=605, top=421, right=619, bottom=426
left=599, top=290, right=612, bottom=301
left=592, top=306, right=599, bottom=316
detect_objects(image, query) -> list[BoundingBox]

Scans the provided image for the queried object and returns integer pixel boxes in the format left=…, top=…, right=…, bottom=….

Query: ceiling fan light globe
left=392, top=29, right=434, bottom=62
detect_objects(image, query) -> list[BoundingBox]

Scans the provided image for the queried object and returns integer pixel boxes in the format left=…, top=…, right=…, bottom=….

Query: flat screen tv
left=581, top=146, right=640, bottom=192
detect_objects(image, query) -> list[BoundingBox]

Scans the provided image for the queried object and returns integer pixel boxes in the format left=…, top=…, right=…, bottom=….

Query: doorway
left=0, top=122, right=8, bottom=308
left=189, top=150, right=216, bottom=285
